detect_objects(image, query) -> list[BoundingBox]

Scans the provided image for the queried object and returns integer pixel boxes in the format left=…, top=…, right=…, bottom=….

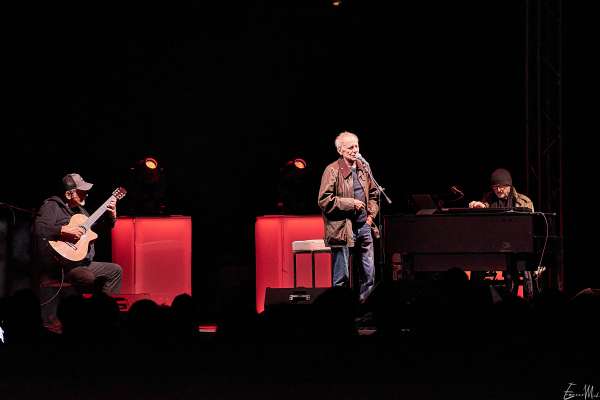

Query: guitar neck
left=83, top=196, right=115, bottom=229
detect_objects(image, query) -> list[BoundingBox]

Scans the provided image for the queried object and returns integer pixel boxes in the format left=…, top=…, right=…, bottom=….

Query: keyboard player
left=468, top=168, right=535, bottom=298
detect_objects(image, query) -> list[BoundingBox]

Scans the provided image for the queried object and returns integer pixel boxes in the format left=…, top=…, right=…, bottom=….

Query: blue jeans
left=331, top=223, right=375, bottom=301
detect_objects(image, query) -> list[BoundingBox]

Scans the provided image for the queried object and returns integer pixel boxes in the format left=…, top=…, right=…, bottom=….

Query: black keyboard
left=438, top=207, right=532, bottom=214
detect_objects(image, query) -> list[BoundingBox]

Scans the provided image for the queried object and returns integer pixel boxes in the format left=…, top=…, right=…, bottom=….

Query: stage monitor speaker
left=264, top=287, right=328, bottom=310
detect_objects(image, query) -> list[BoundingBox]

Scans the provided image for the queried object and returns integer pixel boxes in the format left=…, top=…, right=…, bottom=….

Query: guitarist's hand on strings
left=106, top=199, right=117, bottom=219
left=60, top=225, right=85, bottom=243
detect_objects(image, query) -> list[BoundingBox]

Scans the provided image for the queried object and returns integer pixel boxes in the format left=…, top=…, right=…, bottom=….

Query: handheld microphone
left=450, top=185, right=464, bottom=198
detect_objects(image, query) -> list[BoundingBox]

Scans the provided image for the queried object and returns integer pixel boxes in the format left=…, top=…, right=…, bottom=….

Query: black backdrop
left=6, top=1, right=573, bottom=318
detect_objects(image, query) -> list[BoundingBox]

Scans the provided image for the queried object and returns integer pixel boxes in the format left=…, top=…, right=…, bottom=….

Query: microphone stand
left=361, top=161, right=392, bottom=206
left=361, top=159, right=392, bottom=284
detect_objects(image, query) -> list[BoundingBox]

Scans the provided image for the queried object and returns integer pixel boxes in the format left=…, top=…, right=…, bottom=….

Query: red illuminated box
left=112, top=216, right=192, bottom=306
left=255, top=215, right=331, bottom=313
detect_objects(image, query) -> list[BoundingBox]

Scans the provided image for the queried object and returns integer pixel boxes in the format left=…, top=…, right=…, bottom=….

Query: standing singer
left=318, top=131, right=380, bottom=302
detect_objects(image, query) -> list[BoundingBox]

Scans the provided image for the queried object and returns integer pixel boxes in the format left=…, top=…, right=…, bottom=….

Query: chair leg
left=293, top=253, right=297, bottom=288
left=311, top=252, right=316, bottom=288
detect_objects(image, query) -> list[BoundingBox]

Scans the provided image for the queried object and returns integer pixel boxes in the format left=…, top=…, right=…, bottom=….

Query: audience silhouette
left=0, top=270, right=597, bottom=398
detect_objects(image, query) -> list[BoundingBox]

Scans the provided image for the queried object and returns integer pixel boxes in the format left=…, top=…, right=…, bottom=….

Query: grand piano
left=384, top=208, right=552, bottom=273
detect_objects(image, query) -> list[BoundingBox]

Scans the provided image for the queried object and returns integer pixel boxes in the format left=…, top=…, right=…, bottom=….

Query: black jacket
left=33, top=196, right=115, bottom=268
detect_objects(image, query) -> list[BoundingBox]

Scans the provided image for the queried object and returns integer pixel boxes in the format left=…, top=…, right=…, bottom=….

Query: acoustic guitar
left=48, top=187, right=127, bottom=262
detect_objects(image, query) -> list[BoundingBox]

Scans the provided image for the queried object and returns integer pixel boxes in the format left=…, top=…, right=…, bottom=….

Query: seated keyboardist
left=468, top=168, right=535, bottom=298
left=468, top=168, right=533, bottom=211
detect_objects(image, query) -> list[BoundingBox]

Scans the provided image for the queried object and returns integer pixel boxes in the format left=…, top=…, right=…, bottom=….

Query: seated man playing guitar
left=33, top=173, right=123, bottom=295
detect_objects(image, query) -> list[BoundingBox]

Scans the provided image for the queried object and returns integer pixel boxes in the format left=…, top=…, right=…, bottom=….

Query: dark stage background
left=4, top=1, right=586, bottom=320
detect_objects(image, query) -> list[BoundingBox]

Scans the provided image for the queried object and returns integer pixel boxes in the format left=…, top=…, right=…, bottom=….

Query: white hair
left=335, top=131, right=358, bottom=152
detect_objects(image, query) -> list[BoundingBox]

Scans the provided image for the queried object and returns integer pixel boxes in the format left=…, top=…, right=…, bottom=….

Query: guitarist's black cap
left=63, top=173, right=94, bottom=191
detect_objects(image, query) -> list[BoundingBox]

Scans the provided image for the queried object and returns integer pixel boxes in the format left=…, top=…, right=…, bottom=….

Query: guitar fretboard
left=82, top=196, right=115, bottom=230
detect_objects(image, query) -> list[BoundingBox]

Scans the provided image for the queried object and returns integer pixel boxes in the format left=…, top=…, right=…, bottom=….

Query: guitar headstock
left=112, top=187, right=127, bottom=200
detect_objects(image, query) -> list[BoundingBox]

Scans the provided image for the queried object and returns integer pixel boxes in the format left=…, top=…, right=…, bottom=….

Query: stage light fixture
left=144, top=157, right=158, bottom=170
left=292, top=158, right=306, bottom=169
left=124, top=156, right=167, bottom=215
left=277, top=157, right=313, bottom=214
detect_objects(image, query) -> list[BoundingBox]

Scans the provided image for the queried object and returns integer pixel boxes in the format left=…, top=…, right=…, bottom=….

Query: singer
left=318, top=131, right=380, bottom=302
left=467, top=168, right=536, bottom=298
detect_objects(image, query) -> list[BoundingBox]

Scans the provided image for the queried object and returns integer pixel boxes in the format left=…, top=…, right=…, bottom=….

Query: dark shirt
left=351, top=167, right=367, bottom=226
left=488, top=195, right=513, bottom=209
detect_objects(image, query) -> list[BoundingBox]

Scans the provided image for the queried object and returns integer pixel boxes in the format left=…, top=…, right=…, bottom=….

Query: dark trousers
left=67, top=261, right=122, bottom=294
left=331, top=223, right=375, bottom=302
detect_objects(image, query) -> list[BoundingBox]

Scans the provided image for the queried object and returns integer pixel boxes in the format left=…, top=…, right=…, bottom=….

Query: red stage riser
left=255, top=215, right=330, bottom=313
left=112, top=216, right=192, bottom=307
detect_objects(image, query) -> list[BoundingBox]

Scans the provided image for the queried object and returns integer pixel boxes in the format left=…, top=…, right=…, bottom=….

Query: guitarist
left=33, top=173, right=122, bottom=294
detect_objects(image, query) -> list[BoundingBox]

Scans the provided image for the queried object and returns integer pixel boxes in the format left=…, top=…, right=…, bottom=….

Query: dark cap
left=63, top=173, right=94, bottom=191
left=490, top=168, right=512, bottom=186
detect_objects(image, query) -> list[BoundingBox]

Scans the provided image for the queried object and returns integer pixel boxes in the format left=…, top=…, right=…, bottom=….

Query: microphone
left=450, top=185, right=464, bottom=198
left=356, top=153, right=369, bottom=165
